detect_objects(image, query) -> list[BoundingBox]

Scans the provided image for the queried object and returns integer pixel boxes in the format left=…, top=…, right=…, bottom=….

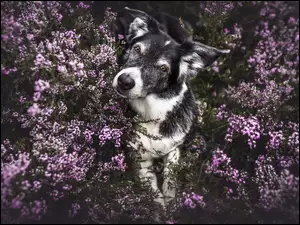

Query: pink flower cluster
left=99, top=126, right=123, bottom=148
left=182, top=192, right=206, bottom=209
left=212, top=0, right=299, bottom=216
left=205, top=148, right=248, bottom=187
left=1, top=2, right=133, bottom=223
left=103, top=153, right=127, bottom=172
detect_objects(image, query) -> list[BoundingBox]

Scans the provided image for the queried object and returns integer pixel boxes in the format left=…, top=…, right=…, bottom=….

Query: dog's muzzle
left=113, top=67, right=143, bottom=98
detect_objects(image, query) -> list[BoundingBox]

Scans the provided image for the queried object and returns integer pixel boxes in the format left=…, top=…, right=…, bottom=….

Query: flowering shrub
left=1, top=1, right=146, bottom=223
left=1, top=1, right=299, bottom=224
left=187, top=1, right=299, bottom=223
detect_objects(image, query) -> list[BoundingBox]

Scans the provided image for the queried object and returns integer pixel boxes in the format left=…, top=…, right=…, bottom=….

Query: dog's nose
left=117, top=73, right=135, bottom=90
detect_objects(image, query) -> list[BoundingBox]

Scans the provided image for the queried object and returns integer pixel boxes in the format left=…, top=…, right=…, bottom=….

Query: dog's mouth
left=115, top=87, right=146, bottom=100
left=115, top=87, right=128, bottom=98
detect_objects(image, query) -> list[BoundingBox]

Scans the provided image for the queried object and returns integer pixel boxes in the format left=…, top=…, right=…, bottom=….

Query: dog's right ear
left=114, top=7, right=160, bottom=44
left=177, top=41, right=230, bottom=82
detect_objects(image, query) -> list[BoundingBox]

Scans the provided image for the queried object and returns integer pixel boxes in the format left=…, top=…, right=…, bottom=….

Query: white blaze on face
left=112, top=67, right=144, bottom=98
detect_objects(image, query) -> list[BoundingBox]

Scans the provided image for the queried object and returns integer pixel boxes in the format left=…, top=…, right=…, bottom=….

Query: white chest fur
left=128, top=84, right=188, bottom=159
left=134, top=121, right=185, bottom=159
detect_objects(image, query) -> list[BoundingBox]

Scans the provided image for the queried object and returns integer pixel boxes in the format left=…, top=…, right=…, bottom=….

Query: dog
left=112, top=7, right=230, bottom=208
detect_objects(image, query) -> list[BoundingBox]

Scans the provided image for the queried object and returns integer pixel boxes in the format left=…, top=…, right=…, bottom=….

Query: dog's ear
left=177, top=41, right=230, bottom=82
left=150, top=12, right=193, bottom=44
left=114, top=7, right=160, bottom=44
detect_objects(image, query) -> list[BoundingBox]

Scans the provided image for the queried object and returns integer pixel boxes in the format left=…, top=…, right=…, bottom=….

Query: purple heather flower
left=118, top=34, right=124, bottom=40
left=26, top=34, right=34, bottom=40
left=36, top=54, right=45, bottom=63
left=34, top=79, right=50, bottom=92
left=33, top=92, right=41, bottom=102
left=46, top=42, right=53, bottom=51
left=19, top=96, right=25, bottom=103
left=57, top=14, right=63, bottom=22
left=27, top=103, right=41, bottom=117
left=288, top=17, right=296, bottom=25
left=99, top=25, right=105, bottom=31
left=77, top=62, right=84, bottom=69
left=57, top=65, right=67, bottom=73
left=1, top=34, right=9, bottom=41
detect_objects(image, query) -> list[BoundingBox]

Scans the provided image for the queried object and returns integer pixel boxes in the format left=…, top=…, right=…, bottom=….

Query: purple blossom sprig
left=182, top=192, right=206, bottom=209
left=98, top=126, right=123, bottom=148
left=102, top=153, right=127, bottom=172
left=254, top=156, right=299, bottom=210
left=201, top=1, right=234, bottom=16
left=205, top=148, right=248, bottom=186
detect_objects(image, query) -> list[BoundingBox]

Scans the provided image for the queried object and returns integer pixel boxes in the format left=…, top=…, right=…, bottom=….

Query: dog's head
left=112, top=7, right=230, bottom=99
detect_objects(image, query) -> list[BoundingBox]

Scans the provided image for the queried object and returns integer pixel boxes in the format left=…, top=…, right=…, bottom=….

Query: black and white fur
left=112, top=7, right=230, bottom=207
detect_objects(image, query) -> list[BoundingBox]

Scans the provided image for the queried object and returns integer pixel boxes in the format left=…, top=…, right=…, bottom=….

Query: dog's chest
left=128, top=88, right=188, bottom=158
left=135, top=122, right=184, bottom=158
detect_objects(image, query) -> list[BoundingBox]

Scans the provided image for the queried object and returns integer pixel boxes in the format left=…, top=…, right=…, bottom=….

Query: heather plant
left=1, top=1, right=299, bottom=224
left=182, top=1, right=299, bottom=223
left=1, top=1, right=157, bottom=223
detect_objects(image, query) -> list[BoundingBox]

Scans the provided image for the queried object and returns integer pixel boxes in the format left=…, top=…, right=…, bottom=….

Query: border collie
left=112, top=7, right=230, bottom=207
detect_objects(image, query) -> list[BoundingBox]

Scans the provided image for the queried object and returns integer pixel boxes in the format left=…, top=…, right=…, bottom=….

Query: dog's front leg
left=129, top=139, right=165, bottom=207
left=162, top=148, right=180, bottom=205
left=139, top=159, right=165, bottom=207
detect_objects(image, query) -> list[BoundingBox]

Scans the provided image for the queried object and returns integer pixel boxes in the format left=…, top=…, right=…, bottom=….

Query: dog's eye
left=160, top=65, right=168, bottom=72
left=134, top=45, right=141, bottom=53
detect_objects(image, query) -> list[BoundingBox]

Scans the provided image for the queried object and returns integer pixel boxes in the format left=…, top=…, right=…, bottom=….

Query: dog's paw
left=152, top=196, right=167, bottom=223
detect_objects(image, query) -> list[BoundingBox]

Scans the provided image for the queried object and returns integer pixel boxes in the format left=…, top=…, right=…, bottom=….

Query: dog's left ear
left=114, top=7, right=160, bottom=44
left=178, top=41, right=230, bottom=82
